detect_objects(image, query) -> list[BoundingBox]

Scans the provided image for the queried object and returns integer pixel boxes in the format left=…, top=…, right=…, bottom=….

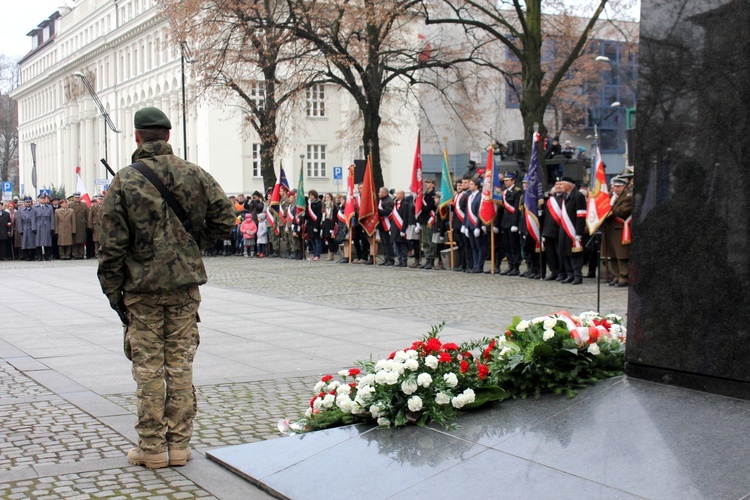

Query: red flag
left=410, top=132, right=423, bottom=219
left=358, top=154, right=379, bottom=237
left=479, top=149, right=496, bottom=225
left=340, top=164, right=356, bottom=225
left=586, top=139, right=611, bottom=233
left=75, top=166, right=91, bottom=207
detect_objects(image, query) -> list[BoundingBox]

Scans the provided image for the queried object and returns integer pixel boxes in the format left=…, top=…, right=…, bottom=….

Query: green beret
left=134, top=107, right=172, bottom=130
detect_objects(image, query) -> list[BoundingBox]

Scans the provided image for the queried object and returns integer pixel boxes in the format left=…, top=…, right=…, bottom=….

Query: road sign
left=39, top=189, right=51, bottom=197
left=1, top=181, right=11, bottom=192
left=94, top=179, right=109, bottom=186
left=333, top=167, right=343, bottom=180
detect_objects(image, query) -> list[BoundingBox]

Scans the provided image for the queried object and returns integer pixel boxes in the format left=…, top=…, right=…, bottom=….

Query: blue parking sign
left=333, top=167, right=343, bottom=180
left=1, top=181, right=11, bottom=192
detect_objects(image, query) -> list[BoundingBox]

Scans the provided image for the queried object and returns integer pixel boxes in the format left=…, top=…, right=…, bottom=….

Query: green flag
left=439, top=148, right=455, bottom=212
left=295, top=167, right=306, bottom=216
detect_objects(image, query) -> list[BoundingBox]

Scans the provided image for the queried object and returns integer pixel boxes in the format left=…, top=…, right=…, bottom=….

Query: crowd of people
left=212, top=165, right=634, bottom=287
left=0, top=192, right=104, bottom=261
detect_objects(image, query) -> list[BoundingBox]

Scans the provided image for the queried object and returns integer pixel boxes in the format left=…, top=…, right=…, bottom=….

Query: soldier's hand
left=493, top=226, right=499, bottom=234
left=510, top=226, right=518, bottom=233
left=109, top=297, right=130, bottom=326
left=473, top=228, right=480, bottom=238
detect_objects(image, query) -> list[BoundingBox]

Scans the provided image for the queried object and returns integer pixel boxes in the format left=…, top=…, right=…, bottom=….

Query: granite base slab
left=208, top=376, right=750, bottom=499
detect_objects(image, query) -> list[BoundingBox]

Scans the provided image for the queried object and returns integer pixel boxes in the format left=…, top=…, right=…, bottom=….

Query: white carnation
left=405, top=349, right=419, bottom=359
left=338, top=369, right=349, bottom=377
left=499, top=346, right=512, bottom=356
left=531, top=316, right=547, bottom=325
left=369, top=404, right=383, bottom=417
left=451, top=395, right=467, bottom=409
left=336, top=384, right=351, bottom=395
left=393, top=362, right=406, bottom=375
left=312, top=397, right=323, bottom=409
left=417, top=373, right=433, bottom=387
left=327, top=381, right=341, bottom=391
left=404, top=358, right=419, bottom=371
left=322, top=394, right=335, bottom=408
left=358, top=374, right=375, bottom=386
left=425, top=355, right=439, bottom=369
left=393, top=351, right=408, bottom=362
left=516, top=320, right=530, bottom=332
left=375, top=370, right=389, bottom=385
left=304, top=408, right=313, bottom=417
left=385, top=371, right=400, bottom=385
left=350, top=401, right=362, bottom=414
left=543, top=329, right=555, bottom=341
left=462, top=388, right=475, bottom=404
left=443, top=373, right=458, bottom=388
left=357, top=384, right=374, bottom=400
left=543, top=317, right=558, bottom=330
left=435, top=392, right=451, bottom=405
left=606, top=313, right=623, bottom=323
left=377, top=417, right=391, bottom=427
left=313, top=381, right=325, bottom=393
left=401, top=379, right=418, bottom=395
left=374, top=359, right=388, bottom=371
left=587, top=343, right=601, bottom=356
left=407, top=395, right=423, bottom=412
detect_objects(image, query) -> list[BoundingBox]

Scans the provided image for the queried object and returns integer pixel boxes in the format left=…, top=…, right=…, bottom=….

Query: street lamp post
left=74, top=72, right=120, bottom=178
left=30, top=143, right=37, bottom=194
left=180, top=42, right=194, bottom=161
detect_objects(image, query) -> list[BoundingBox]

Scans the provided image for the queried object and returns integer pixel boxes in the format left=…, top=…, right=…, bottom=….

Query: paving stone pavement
left=0, top=256, right=628, bottom=498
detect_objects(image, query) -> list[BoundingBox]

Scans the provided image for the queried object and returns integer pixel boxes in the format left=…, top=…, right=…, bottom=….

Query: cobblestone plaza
left=1, top=257, right=628, bottom=498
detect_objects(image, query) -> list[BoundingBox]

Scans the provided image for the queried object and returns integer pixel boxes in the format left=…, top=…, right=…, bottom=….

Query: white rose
left=385, top=371, right=400, bottom=385
left=425, top=355, right=439, bottom=369
left=543, top=317, right=558, bottom=330
left=313, top=381, right=325, bottom=393
left=404, top=358, right=419, bottom=371
left=587, top=343, right=601, bottom=356
left=401, top=379, right=418, bottom=395
left=322, top=394, right=335, bottom=408
left=543, top=329, right=555, bottom=341
left=407, top=395, right=423, bottom=412
left=462, top=388, right=476, bottom=404
left=417, top=373, right=433, bottom=387
left=405, top=349, right=419, bottom=359
left=443, top=373, right=458, bottom=388
left=375, top=370, right=389, bottom=385
left=435, top=392, right=451, bottom=405
left=516, top=320, right=530, bottom=332
left=377, top=417, right=391, bottom=427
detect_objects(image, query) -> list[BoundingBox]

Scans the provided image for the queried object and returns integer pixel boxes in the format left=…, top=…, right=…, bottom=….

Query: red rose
left=348, top=368, right=361, bottom=376
left=459, top=360, right=469, bottom=373
left=321, top=374, right=333, bottom=382
left=483, top=339, right=497, bottom=359
left=476, top=362, right=489, bottom=380
left=442, top=343, right=460, bottom=351
left=438, top=352, right=452, bottom=363
left=425, top=338, right=442, bottom=353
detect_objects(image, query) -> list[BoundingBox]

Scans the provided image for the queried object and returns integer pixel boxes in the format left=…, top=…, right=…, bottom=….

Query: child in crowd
left=240, top=214, right=257, bottom=257
left=257, top=213, right=268, bottom=258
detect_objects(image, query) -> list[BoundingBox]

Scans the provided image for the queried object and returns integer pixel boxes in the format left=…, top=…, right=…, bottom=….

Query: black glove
left=110, top=299, right=130, bottom=326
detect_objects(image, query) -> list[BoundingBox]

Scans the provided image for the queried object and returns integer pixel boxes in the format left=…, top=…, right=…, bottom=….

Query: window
left=306, top=84, right=325, bottom=117
left=306, top=145, right=327, bottom=177
left=252, top=143, right=262, bottom=177
left=249, top=81, right=265, bottom=111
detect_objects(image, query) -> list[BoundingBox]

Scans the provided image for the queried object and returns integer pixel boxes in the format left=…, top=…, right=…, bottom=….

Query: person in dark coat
left=390, top=190, right=411, bottom=267
left=541, top=180, right=565, bottom=281
left=17, top=197, right=36, bottom=260
left=32, top=193, right=55, bottom=261
left=0, top=201, right=10, bottom=260
left=557, top=177, right=587, bottom=284
left=377, top=187, right=395, bottom=266
left=499, top=171, right=522, bottom=275
left=463, top=177, right=485, bottom=273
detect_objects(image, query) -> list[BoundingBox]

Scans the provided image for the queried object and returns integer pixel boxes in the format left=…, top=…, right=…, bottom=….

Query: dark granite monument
left=627, top=0, right=750, bottom=399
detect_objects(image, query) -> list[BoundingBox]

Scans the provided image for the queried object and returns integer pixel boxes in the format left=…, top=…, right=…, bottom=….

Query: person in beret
left=69, top=192, right=88, bottom=259
left=601, top=176, right=633, bottom=287
left=97, top=106, right=234, bottom=470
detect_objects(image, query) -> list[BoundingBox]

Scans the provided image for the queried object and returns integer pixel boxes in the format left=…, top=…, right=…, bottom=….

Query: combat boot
left=127, top=448, right=168, bottom=470
left=168, top=447, right=193, bottom=467
left=423, top=259, right=434, bottom=270
left=435, top=260, right=445, bottom=270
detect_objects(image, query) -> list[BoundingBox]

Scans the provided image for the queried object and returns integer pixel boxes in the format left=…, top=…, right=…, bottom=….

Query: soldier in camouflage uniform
left=97, top=107, right=234, bottom=470
left=282, top=190, right=300, bottom=258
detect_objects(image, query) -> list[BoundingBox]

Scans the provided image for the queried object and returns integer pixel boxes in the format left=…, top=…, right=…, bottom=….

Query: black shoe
left=519, top=271, right=528, bottom=277
left=527, top=273, right=539, bottom=279
left=398, top=262, right=407, bottom=267
left=418, top=263, right=428, bottom=269
left=585, top=273, right=596, bottom=278
left=571, top=277, right=583, bottom=285
left=423, top=263, right=434, bottom=270
left=561, top=276, right=575, bottom=283
left=365, top=258, right=374, bottom=265
left=544, top=274, right=557, bottom=281
left=507, top=269, right=520, bottom=276
left=614, top=282, right=628, bottom=288
left=383, top=261, right=395, bottom=266
left=556, top=274, right=566, bottom=281
left=453, top=267, right=464, bottom=272
left=338, top=258, right=350, bottom=264
left=499, top=269, right=510, bottom=275
left=469, top=268, right=481, bottom=273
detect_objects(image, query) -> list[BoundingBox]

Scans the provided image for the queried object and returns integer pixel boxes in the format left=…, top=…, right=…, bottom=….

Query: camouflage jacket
left=97, top=141, right=234, bottom=303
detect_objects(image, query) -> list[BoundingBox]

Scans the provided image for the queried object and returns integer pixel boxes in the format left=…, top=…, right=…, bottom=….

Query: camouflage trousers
left=123, top=286, right=201, bottom=454
left=421, top=224, right=437, bottom=260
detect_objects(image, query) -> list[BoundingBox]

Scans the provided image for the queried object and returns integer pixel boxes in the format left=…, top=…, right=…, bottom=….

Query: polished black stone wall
left=626, top=0, right=750, bottom=399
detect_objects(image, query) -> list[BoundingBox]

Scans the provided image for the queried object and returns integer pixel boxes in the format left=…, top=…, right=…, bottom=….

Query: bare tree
left=0, top=55, right=19, bottom=188
left=161, top=0, right=324, bottom=189
left=283, top=0, right=477, bottom=188
left=423, top=0, right=635, bottom=152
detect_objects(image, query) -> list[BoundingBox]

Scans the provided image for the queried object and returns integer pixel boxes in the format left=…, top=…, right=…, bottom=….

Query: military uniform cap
left=612, top=176, right=628, bottom=186
left=504, top=171, right=518, bottom=180
left=560, top=176, right=576, bottom=185
left=134, top=107, right=172, bottom=130
left=23, top=196, right=32, bottom=201
left=73, top=192, right=81, bottom=196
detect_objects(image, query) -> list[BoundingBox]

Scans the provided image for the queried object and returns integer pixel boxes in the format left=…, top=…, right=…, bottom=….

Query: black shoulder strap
left=131, top=161, right=190, bottom=228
